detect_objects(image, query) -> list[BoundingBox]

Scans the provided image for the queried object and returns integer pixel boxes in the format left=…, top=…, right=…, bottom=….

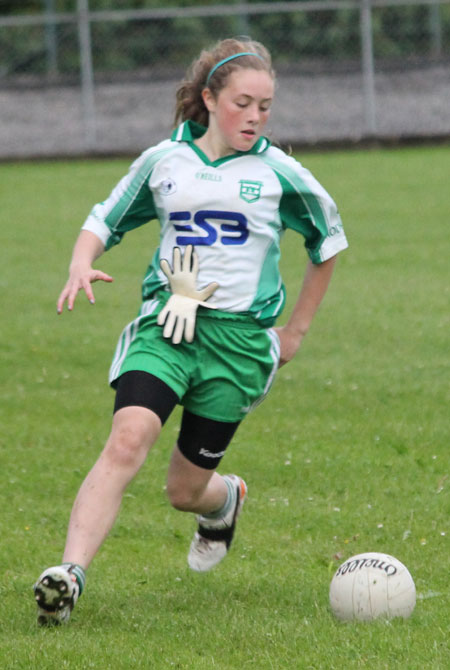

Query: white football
left=329, top=552, right=416, bottom=621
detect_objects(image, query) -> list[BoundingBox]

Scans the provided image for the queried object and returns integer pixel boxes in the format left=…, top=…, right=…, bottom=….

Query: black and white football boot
left=188, top=474, right=247, bottom=572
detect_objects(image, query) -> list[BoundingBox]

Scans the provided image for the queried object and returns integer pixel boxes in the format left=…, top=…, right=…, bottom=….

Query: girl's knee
left=104, top=409, right=160, bottom=468
left=105, top=426, right=146, bottom=467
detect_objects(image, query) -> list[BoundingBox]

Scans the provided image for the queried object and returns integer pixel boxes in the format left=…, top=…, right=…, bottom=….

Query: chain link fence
left=1, top=0, right=449, bottom=158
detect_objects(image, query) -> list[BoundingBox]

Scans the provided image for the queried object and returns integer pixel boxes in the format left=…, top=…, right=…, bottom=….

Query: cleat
left=33, top=565, right=80, bottom=625
left=188, top=474, right=247, bottom=573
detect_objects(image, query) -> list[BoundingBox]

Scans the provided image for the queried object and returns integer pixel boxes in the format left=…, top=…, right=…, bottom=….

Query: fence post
left=43, top=0, right=58, bottom=77
left=430, top=1, right=442, bottom=58
left=77, top=0, right=96, bottom=150
left=360, top=0, right=377, bottom=136
left=234, top=0, right=250, bottom=37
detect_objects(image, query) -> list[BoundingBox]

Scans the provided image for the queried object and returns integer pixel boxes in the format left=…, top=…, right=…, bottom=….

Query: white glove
left=157, top=245, right=219, bottom=344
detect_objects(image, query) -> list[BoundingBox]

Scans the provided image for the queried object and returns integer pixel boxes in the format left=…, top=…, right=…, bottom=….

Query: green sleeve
left=82, top=144, right=175, bottom=250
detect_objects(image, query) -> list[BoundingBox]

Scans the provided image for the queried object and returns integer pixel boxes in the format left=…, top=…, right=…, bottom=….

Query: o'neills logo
left=335, top=557, right=398, bottom=577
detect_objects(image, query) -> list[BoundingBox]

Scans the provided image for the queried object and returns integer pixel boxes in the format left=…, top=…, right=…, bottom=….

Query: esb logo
left=170, top=209, right=249, bottom=246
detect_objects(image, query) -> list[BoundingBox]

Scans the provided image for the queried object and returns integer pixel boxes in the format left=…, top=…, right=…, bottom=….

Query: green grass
left=1, top=145, right=449, bottom=669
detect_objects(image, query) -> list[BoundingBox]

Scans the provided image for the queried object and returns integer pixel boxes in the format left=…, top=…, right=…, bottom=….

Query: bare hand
left=57, top=266, right=113, bottom=314
left=273, top=326, right=304, bottom=367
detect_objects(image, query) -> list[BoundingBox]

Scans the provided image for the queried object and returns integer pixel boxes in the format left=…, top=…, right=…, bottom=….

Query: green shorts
left=109, top=294, right=280, bottom=423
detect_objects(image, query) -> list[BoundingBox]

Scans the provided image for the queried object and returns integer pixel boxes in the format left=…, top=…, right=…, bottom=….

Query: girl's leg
left=34, top=372, right=179, bottom=624
left=165, top=411, right=246, bottom=573
left=63, top=405, right=162, bottom=569
left=35, top=405, right=163, bottom=625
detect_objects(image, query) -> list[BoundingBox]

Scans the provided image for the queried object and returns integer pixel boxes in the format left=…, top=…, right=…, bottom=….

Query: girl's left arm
left=274, top=255, right=337, bottom=367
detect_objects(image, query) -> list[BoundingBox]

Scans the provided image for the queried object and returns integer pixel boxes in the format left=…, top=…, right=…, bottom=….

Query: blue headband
left=206, top=52, right=264, bottom=86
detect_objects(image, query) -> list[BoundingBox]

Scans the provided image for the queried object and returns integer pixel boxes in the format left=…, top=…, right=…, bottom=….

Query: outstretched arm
left=57, top=230, right=113, bottom=314
left=275, top=255, right=337, bottom=367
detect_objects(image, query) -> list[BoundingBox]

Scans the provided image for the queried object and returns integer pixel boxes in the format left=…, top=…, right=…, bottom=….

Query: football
left=329, top=552, right=416, bottom=621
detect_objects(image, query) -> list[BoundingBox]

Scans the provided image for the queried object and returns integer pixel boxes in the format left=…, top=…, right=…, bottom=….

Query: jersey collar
left=171, top=120, right=271, bottom=165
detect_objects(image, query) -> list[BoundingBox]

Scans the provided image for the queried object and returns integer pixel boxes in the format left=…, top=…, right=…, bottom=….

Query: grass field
left=1, top=144, right=449, bottom=669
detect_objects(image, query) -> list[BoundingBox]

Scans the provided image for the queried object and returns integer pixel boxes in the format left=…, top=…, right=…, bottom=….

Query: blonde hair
left=174, top=38, right=274, bottom=127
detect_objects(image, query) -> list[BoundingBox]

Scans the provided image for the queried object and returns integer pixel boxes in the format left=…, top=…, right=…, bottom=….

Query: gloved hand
left=157, top=245, right=219, bottom=344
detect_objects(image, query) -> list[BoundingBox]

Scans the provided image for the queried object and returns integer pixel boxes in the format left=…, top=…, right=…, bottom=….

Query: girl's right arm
left=57, top=230, right=113, bottom=314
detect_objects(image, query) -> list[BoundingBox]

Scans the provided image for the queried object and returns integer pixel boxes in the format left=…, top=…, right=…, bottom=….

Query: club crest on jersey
left=160, top=178, right=177, bottom=195
left=239, top=180, right=263, bottom=203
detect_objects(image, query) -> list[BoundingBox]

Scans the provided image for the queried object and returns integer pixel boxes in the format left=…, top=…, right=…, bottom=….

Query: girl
left=34, top=37, right=348, bottom=625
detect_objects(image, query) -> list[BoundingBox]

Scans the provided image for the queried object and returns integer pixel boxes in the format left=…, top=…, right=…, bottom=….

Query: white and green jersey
left=82, top=121, right=348, bottom=326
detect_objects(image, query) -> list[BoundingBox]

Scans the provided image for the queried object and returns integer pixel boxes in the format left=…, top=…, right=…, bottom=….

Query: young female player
left=34, top=38, right=348, bottom=624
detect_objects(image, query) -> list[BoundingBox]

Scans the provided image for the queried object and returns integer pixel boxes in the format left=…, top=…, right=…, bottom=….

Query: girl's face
left=203, top=68, right=274, bottom=157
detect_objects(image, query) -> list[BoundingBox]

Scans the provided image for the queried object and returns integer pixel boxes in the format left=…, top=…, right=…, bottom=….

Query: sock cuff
left=203, top=476, right=236, bottom=520
left=63, top=562, right=86, bottom=596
